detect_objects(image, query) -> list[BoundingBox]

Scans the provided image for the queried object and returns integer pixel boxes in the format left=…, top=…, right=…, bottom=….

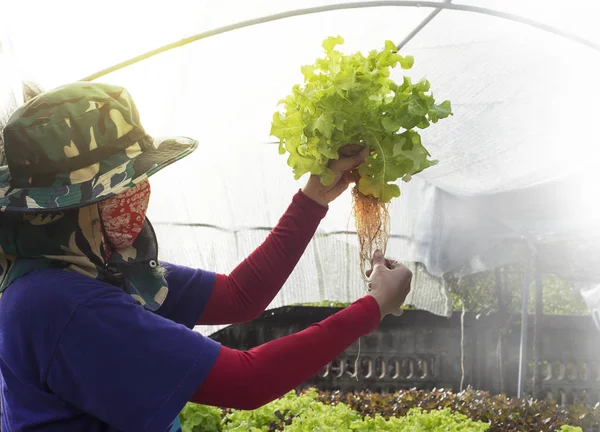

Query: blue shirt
left=0, top=263, right=221, bottom=431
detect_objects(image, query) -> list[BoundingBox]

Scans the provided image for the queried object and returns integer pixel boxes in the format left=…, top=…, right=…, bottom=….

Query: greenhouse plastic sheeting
left=2, top=1, right=600, bottom=332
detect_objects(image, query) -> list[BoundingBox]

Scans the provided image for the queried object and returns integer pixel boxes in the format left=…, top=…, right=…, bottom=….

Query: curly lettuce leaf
left=270, top=36, right=452, bottom=202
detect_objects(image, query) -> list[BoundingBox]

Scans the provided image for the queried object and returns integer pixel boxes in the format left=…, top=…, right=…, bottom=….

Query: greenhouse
left=1, top=1, right=599, bottom=430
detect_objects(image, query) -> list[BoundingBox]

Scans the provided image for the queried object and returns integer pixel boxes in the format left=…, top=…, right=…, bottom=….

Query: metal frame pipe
left=82, top=1, right=600, bottom=81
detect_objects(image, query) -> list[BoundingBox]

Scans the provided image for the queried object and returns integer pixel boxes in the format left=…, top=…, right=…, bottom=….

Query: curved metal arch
left=81, top=1, right=600, bottom=81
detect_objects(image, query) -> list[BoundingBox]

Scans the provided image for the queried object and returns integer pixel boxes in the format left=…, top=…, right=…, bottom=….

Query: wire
left=81, top=1, right=600, bottom=81
left=151, top=220, right=417, bottom=241
left=396, top=0, right=453, bottom=51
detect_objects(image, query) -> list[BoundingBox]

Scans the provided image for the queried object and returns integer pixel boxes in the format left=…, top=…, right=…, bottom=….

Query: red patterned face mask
left=99, top=181, right=151, bottom=250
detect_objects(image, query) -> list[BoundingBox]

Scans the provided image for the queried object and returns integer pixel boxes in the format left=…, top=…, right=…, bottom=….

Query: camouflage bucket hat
left=0, top=81, right=198, bottom=212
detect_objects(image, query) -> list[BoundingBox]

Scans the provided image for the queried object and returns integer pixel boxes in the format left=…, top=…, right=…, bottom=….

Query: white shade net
left=2, top=1, right=600, bottom=334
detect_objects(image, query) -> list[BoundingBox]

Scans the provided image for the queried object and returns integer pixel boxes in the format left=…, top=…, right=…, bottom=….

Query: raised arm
left=198, top=146, right=369, bottom=325
left=197, top=190, right=325, bottom=325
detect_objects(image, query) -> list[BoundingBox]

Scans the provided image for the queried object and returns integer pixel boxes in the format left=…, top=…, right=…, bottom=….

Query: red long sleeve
left=197, top=190, right=327, bottom=325
left=192, top=295, right=381, bottom=409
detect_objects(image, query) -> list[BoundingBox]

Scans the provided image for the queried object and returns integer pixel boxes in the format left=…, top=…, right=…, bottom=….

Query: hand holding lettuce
left=271, top=35, right=452, bottom=271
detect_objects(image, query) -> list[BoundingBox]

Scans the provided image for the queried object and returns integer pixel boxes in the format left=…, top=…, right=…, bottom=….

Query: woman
left=0, top=82, right=412, bottom=431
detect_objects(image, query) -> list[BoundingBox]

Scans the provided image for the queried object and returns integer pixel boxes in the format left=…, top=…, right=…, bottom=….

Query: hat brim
left=0, top=136, right=198, bottom=212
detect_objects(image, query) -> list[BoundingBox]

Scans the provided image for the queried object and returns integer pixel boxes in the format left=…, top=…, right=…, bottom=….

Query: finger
left=330, top=148, right=368, bottom=173
left=371, top=250, right=385, bottom=268
left=385, top=259, right=399, bottom=269
left=329, top=157, right=361, bottom=174
left=326, top=175, right=352, bottom=200
left=343, top=170, right=360, bottom=184
left=338, top=144, right=364, bottom=157
left=392, top=308, right=404, bottom=317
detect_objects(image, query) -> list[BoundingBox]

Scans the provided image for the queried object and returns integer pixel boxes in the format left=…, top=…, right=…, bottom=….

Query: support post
left=532, top=255, right=544, bottom=399
left=517, top=259, right=531, bottom=398
left=494, top=267, right=507, bottom=394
